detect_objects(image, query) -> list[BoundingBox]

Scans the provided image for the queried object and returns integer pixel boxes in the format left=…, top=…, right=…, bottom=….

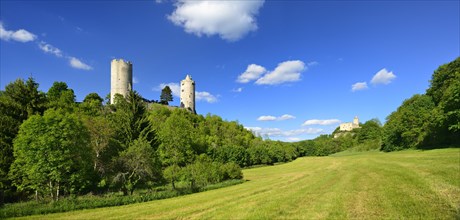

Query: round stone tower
left=110, top=59, right=132, bottom=104
left=180, top=74, right=195, bottom=113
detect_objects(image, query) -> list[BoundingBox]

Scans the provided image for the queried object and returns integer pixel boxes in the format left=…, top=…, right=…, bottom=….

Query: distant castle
left=339, top=116, right=360, bottom=131
left=110, top=59, right=196, bottom=112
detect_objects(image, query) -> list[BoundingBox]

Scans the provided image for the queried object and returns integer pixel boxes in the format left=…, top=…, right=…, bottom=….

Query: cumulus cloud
left=255, top=60, right=305, bottom=85
left=286, top=137, right=301, bottom=142
left=257, top=114, right=296, bottom=121
left=237, top=64, right=267, bottom=83
left=302, top=119, right=341, bottom=126
left=257, top=115, right=277, bottom=121
left=245, top=127, right=323, bottom=137
left=156, top=83, right=181, bottom=97
left=69, top=57, right=92, bottom=70
left=307, top=61, right=319, bottom=66
left=279, top=114, right=296, bottom=120
left=351, top=82, right=368, bottom=92
left=371, top=68, right=396, bottom=85
left=0, top=23, right=36, bottom=42
left=168, top=0, right=264, bottom=41
left=196, top=91, right=218, bottom=103
left=38, top=41, right=63, bottom=57
left=155, top=82, right=218, bottom=103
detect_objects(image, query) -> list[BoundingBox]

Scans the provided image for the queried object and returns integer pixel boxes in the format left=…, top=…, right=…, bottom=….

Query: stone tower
left=110, top=59, right=132, bottom=104
left=353, top=116, right=359, bottom=126
left=180, top=74, right=195, bottom=113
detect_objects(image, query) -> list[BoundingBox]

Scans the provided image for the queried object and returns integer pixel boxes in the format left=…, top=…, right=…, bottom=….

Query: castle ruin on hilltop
left=110, top=59, right=196, bottom=112
left=339, top=116, right=360, bottom=131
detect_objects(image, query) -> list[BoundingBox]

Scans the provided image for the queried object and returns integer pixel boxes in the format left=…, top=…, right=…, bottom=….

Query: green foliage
left=9, top=109, right=93, bottom=201
left=0, top=77, right=47, bottom=202
left=382, top=57, right=460, bottom=151
left=113, top=137, right=161, bottom=195
left=356, top=118, right=382, bottom=144
left=79, top=93, right=104, bottom=116
left=160, top=86, right=173, bottom=105
left=157, top=109, right=195, bottom=166
left=382, top=94, right=435, bottom=151
left=47, top=82, right=75, bottom=111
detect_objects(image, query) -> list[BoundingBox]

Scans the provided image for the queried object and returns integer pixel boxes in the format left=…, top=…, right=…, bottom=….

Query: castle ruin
left=339, top=116, right=360, bottom=131
left=110, top=59, right=196, bottom=112
left=110, top=59, right=133, bottom=104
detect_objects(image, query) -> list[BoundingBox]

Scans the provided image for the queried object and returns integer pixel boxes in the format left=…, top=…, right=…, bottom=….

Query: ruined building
left=339, top=116, right=360, bottom=131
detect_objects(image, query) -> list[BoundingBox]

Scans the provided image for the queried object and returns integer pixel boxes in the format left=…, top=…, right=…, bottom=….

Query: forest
left=0, top=57, right=458, bottom=213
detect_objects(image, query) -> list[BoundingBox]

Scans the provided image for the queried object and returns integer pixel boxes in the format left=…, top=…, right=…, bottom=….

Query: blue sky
left=1, top=0, right=459, bottom=141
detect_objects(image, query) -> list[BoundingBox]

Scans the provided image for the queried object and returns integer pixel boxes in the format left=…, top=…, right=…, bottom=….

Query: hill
left=21, top=148, right=459, bottom=219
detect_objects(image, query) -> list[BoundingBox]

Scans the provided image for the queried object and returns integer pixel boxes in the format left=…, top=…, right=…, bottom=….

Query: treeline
left=381, top=57, right=460, bottom=151
left=0, top=81, right=246, bottom=204
left=0, top=79, right=325, bottom=205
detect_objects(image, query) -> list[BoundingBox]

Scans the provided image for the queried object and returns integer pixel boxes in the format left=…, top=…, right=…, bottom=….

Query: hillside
left=21, top=148, right=460, bottom=219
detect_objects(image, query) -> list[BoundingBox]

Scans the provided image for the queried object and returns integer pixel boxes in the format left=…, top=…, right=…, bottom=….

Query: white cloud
left=351, top=82, right=368, bottom=92
left=257, top=114, right=296, bottom=121
left=279, top=114, right=296, bottom=120
left=302, top=119, right=341, bottom=126
left=133, top=77, right=139, bottom=84
left=155, top=82, right=218, bottom=103
left=0, top=23, right=36, bottom=42
left=69, top=57, right=92, bottom=70
left=38, top=41, right=63, bottom=57
left=245, top=127, right=323, bottom=137
left=286, top=137, right=302, bottom=142
left=237, top=64, right=267, bottom=83
left=232, top=87, right=243, bottom=93
left=196, top=91, right=218, bottom=103
left=257, top=115, right=277, bottom=121
left=371, top=68, right=396, bottom=85
left=255, top=60, right=305, bottom=85
left=167, top=0, right=264, bottom=41
left=307, top=61, right=319, bottom=66
left=156, top=83, right=181, bottom=97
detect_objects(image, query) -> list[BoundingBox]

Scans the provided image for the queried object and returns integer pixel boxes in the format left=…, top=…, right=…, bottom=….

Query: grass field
left=18, top=148, right=460, bottom=219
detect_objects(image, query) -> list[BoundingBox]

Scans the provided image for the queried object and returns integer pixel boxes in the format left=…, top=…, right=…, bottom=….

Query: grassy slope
left=19, top=149, right=460, bottom=219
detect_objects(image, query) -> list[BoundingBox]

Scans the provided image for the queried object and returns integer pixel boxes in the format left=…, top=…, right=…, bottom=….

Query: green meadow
left=18, top=148, right=460, bottom=219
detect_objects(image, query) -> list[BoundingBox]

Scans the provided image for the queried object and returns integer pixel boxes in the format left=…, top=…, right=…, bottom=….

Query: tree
left=356, top=119, right=382, bottom=144
left=160, top=86, right=173, bottom=105
left=9, top=109, right=92, bottom=201
left=157, top=110, right=195, bottom=167
left=80, top=93, right=104, bottom=116
left=381, top=94, right=435, bottom=151
left=425, top=58, right=460, bottom=146
left=113, top=137, right=161, bottom=195
left=0, top=77, right=46, bottom=203
left=47, top=82, right=75, bottom=111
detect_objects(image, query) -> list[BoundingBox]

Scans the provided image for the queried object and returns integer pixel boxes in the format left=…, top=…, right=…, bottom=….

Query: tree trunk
left=172, top=181, right=175, bottom=190
left=35, top=190, right=38, bottom=201
left=49, top=181, right=54, bottom=201
left=56, top=183, right=60, bottom=201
